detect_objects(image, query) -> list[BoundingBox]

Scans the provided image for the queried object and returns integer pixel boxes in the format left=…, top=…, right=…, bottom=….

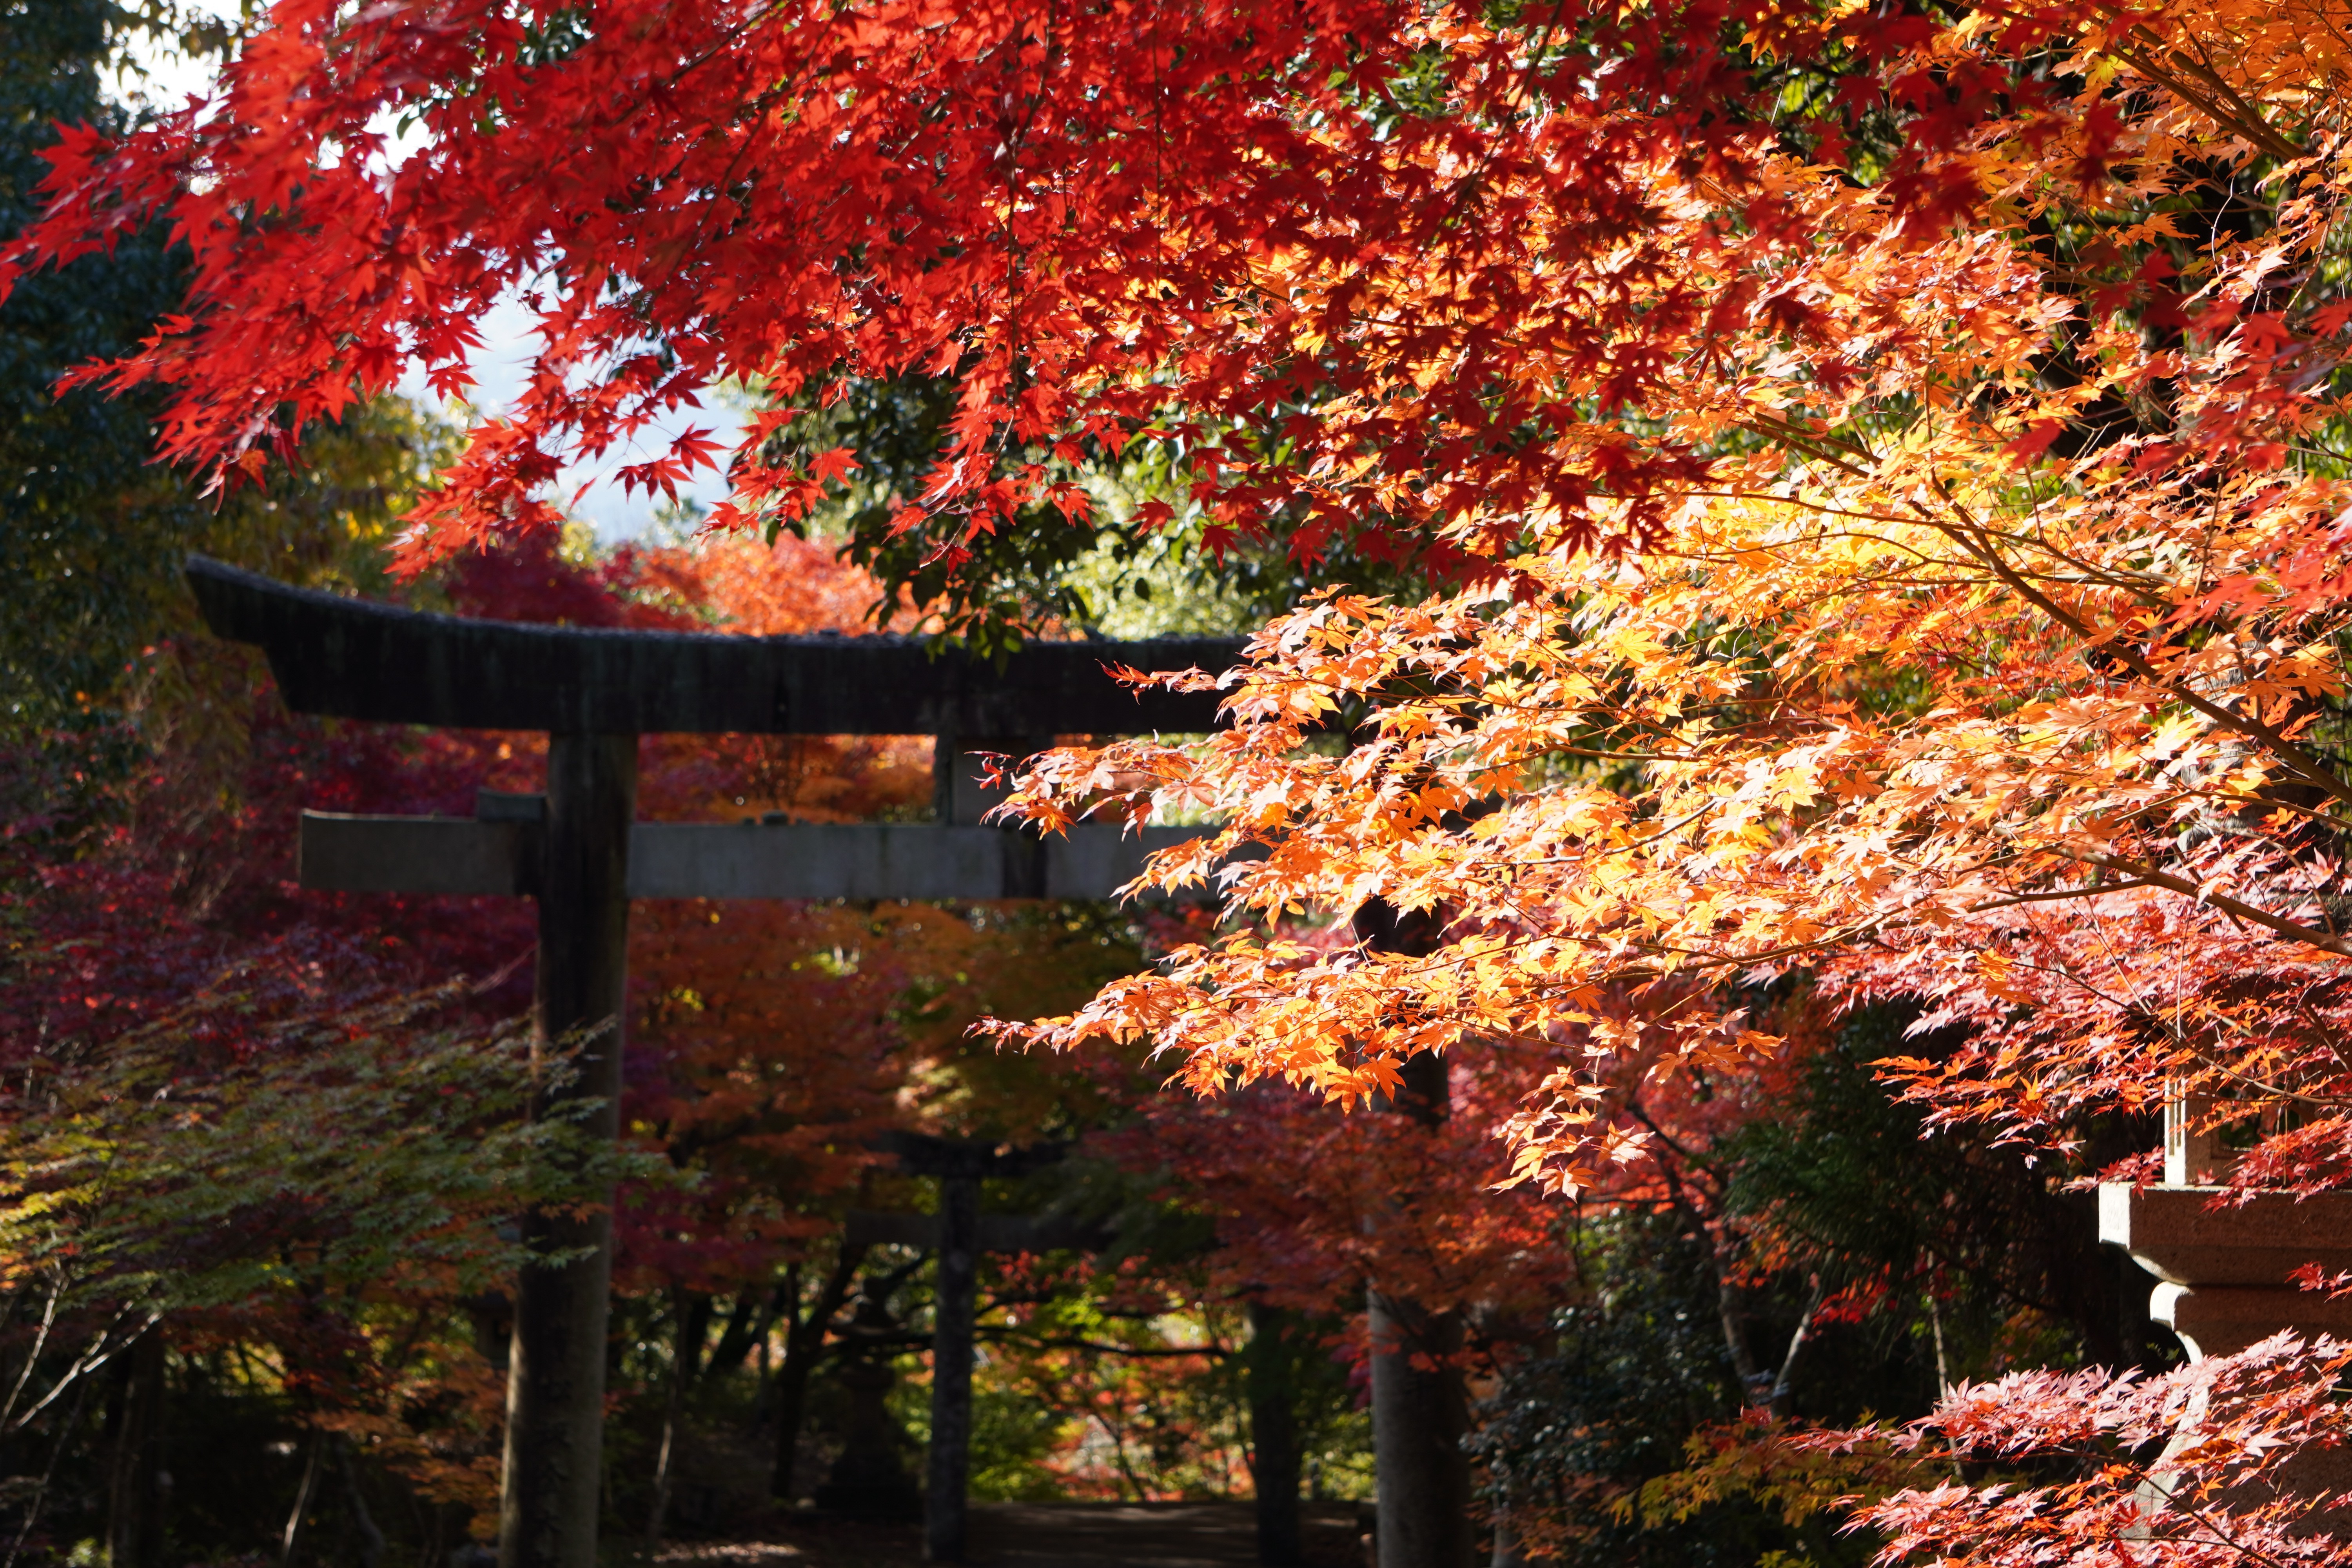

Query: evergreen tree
left=0, top=0, right=198, bottom=733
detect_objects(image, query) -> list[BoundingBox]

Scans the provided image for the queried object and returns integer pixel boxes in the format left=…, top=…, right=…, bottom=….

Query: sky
left=114, top=7, right=748, bottom=542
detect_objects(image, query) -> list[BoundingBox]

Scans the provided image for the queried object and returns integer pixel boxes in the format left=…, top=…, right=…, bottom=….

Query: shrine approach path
left=653, top=1500, right=1368, bottom=1568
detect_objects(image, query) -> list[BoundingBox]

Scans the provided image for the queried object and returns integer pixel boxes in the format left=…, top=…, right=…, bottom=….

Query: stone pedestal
left=2098, top=1183, right=2352, bottom=1514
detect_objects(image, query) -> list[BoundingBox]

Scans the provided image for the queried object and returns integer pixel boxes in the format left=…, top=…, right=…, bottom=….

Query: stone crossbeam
left=299, top=812, right=1216, bottom=902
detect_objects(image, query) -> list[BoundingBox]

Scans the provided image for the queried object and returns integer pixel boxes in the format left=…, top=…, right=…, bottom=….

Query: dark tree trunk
left=924, top=1175, right=980, bottom=1563
left=771, top=1246, right=867, bottom=1500
left=645, top=1288, right=715, bottom=1552
left=703, top=1289, right=767, bottom=1383
left=1367, top=1281, right=1473, bottom=1568
left=278, top=1429, right=324, bottom=1568
left=105, top=1328, right=167, bottom=1568
left=1245, top=1302, right=1304, bottom=1568
left=336, top=1438, right=386, bottom=1568
left=1710, top=1238, right=1764, bottom=1404
left=1356, top=893, right=1475, bottom=1568
left=500, top=731, right=635, bottom=1568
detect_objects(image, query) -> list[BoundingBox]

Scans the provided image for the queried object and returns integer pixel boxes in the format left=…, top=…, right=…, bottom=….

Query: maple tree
left=949, top=0, right=2352, bottom=1558
left=0, top=0, right=2214, bottom=625
left=15, top=0, right=2345, bottom=1180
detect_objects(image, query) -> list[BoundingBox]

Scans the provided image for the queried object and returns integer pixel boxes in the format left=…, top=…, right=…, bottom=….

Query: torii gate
left=184, top=557, right=1238, bottom=1568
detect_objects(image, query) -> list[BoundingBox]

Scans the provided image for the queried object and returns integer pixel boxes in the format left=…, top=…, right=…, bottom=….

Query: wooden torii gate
left=184, top=557, right=1238, bottom=1568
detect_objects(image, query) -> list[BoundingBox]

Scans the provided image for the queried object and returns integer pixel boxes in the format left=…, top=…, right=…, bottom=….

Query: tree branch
left=2062, top=849, right=2352, bottom=958
left=1923, top=499, right=2352, bottom=813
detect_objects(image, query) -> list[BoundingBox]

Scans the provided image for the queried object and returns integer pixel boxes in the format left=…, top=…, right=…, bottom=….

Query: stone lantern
left=2098, top=1093, right=2352, bottom=1506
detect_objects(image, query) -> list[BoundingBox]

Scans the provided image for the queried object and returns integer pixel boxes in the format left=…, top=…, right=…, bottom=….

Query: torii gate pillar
left=502, top=733, right=636, bottom=1568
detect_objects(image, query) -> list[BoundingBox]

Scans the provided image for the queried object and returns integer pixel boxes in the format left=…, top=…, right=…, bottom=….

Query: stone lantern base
left=2099, top=1184, right=2352, bottom=1517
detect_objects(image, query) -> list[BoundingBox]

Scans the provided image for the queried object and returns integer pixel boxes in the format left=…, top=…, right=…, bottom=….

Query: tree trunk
left=924, top=1174, right=980, bottom=1563
left=336, top=1438, right=386, bottom=1568
left=1367, top=1283, right=1473, bottom=1568
left=1356, top=892, right=1475, bottom=1568
left=1705, top=1227, right=1764, bottom=1406
left=771, top=1246, right=867, bottom=1500
left=1245, top=1302, right=1304, bottom=1568
left=500, top=731, right=635, bottom=1568
left=702, top=1289, right=766, bottom=1384
left=105, top=1328, right=167, bottom=1568
left=7, top=1373, right=96, bottom=1568
left=278, top=1430, right=324, bottom=1568
left=645, top=1288, right=715, bottom=1552
left=1766, top=1279, right=1829, bottom=1420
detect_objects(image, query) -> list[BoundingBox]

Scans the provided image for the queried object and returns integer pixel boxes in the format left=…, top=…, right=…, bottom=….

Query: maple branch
left=1528, top=742, right=1706, bottom=766
left=2062, top=849, right=2352, bottom=959
left=1766, top=1275, right=1829, bottom=1419
left=2114, top=29, right=2303, bottom=162
left=1964, top=879, right=2159, bottom=913
left=0, top=1280, right=60, bottom=1437
left=1321, top=900, right=1894, bottom=985
left=1681, top=488, right=2174, bottom=606
left=1938, top=514, right=2182, bottom=603
left=2114, top=1445, right=2313, bottom=1568
left=1475, top=800, right=1721, bottom=869
left=2198, top=1054, right=2352, bottom=1113
left=2, top=1305, right=154, bottom=1437
left=1921, top=495, right=2352, bottom=813
left=1642, top=921, right=1900, bottom=973
left=1693, top=476, right=2176, bottom=600
left=0, top=1368, right=91, bottom=1568
left=1676, top=492, right=1924, bottom=533
left=2209, top=791, right=2352, bottom=833
left=1612, top=1099, right=1771, bottom=1396
left=985, top=1334, right=1230, bottom=1359
left=1736, top=415, right=1876, bottom=481
left=1621, top=1096, right=1722, bottom=1182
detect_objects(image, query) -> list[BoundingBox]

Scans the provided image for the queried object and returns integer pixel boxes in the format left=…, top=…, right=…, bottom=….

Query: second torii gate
left=185, top=557, right=1238, bottom=1568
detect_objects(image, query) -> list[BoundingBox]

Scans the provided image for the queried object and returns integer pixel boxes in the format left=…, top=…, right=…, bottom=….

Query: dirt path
left=654, top=1500, right=1368, bottom=1568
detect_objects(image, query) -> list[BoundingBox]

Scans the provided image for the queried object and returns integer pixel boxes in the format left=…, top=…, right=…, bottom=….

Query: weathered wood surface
left=298, top=814, right=1217, bottom=901
left=502, top=733, right=635, bottom=1568
left=298, top=815, right=541, bottom=896
left=928, top=1172, right=982, bottom=1563
left=627, top=821, right=1208, bottom=902
left=187, top=556, right=1240, bottom=736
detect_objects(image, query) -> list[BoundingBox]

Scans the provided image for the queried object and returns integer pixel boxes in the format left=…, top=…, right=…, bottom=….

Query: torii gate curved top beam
left=185, top=555, right=1242, bottom=736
